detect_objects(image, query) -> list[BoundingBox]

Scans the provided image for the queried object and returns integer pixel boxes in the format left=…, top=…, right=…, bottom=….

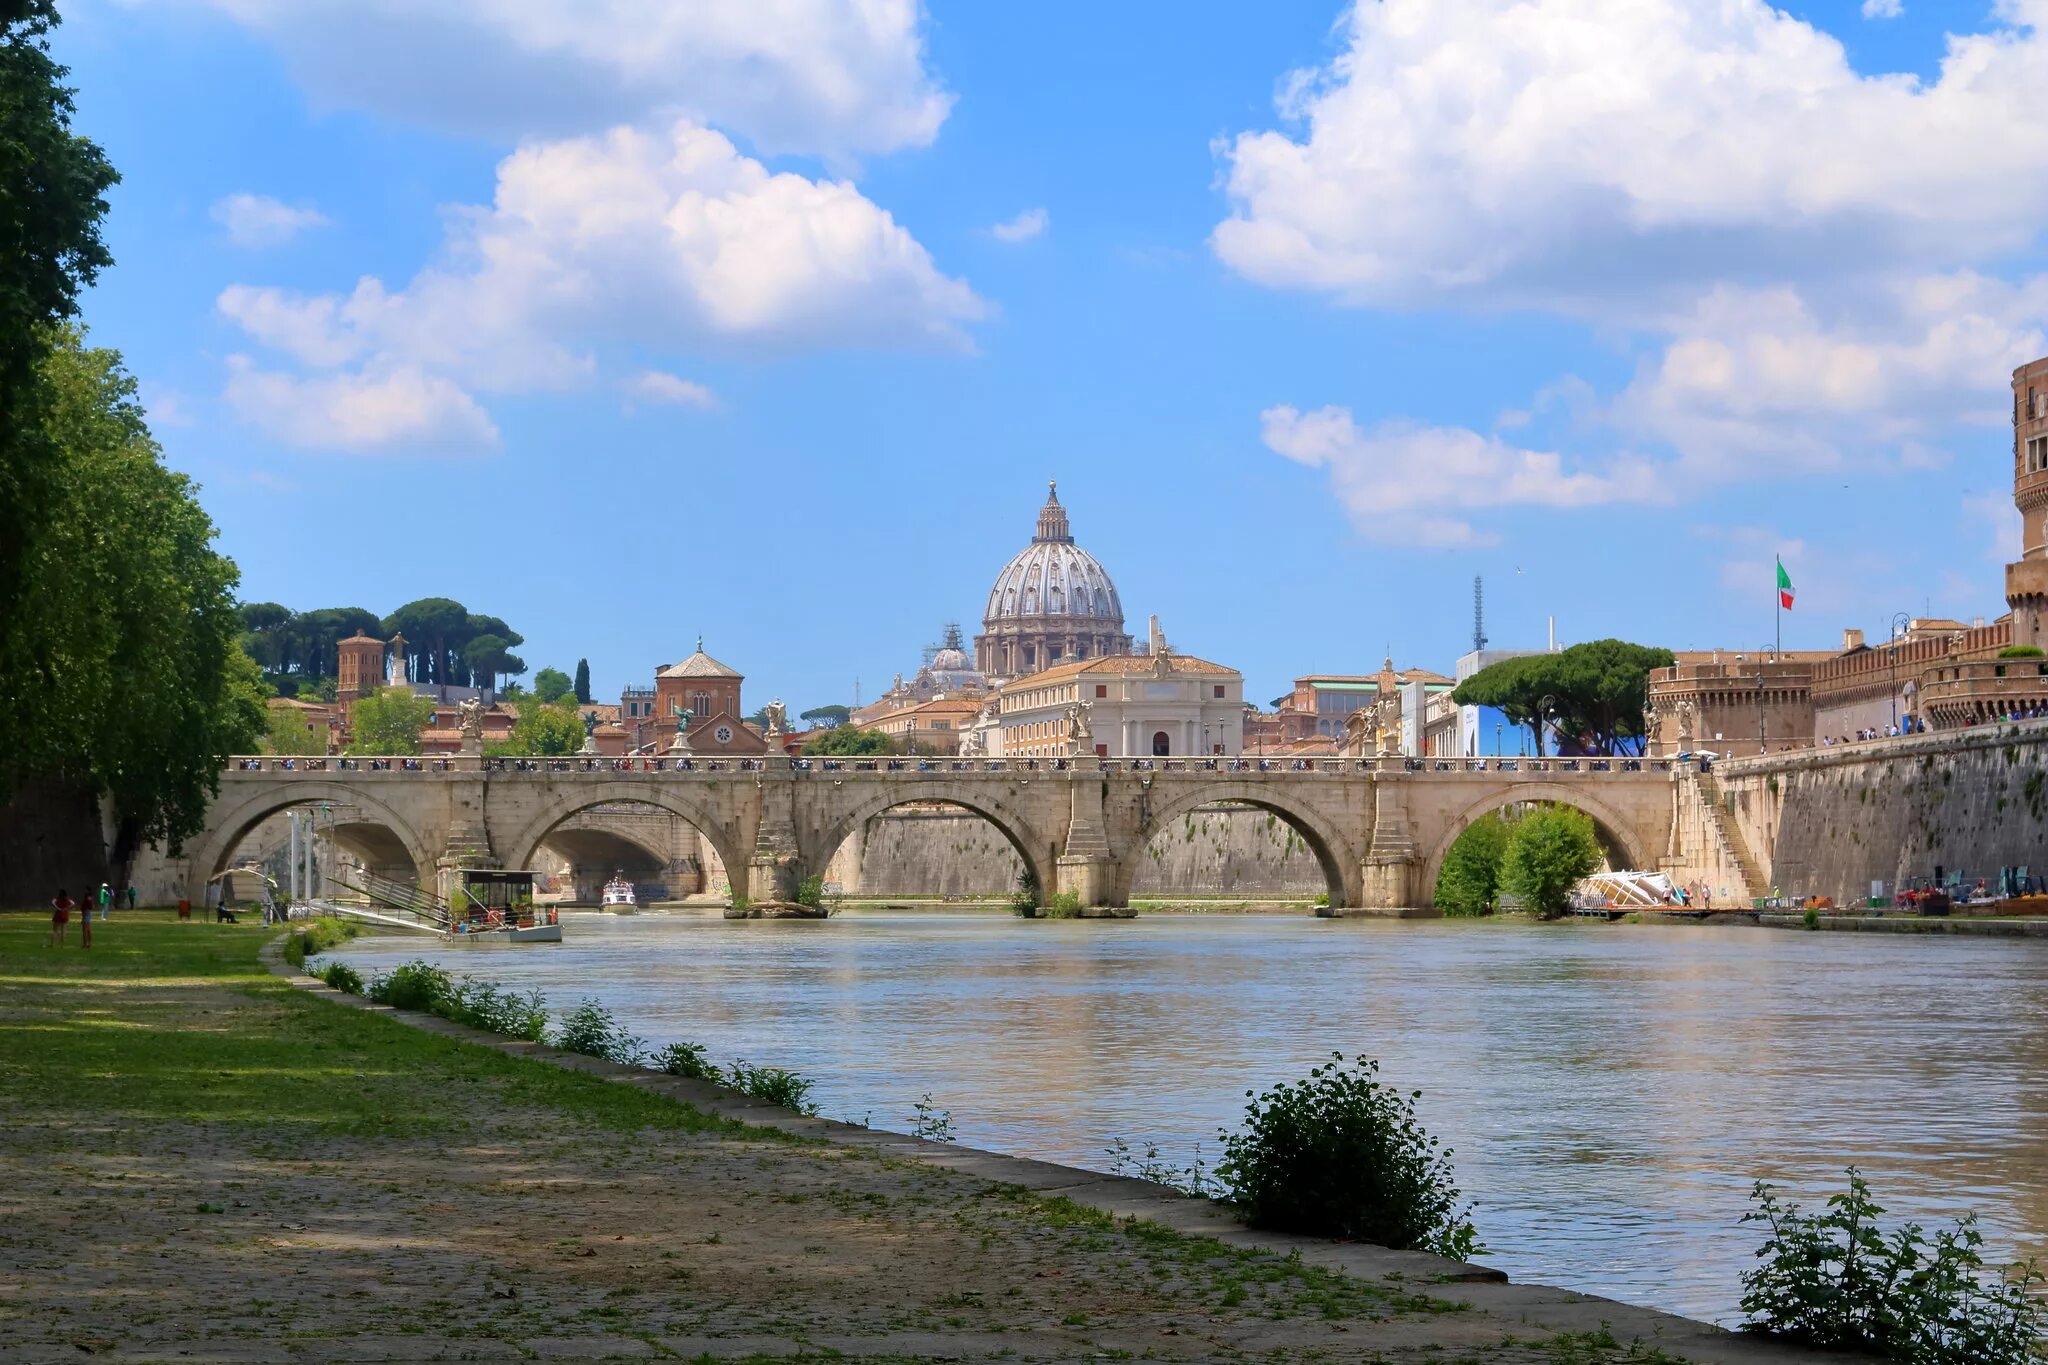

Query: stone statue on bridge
left=1674, top=700, right=1697, bottom=749
left=457, top=696, right=486, bottom=755
left=1641, top=698, right=1662, bottom=757
left=761, top=698, right=790, bottom=738
left=1371, top=695, right=1401, bottom=757
left=578, top=709, right=599, bottom=756
left=1066, top=700, right=1094, bottom=755
left=668, top=705, right=694, bottom=755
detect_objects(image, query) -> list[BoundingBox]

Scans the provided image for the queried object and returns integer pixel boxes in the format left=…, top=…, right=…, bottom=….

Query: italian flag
left=1777, top=557, right=1795, bottom=610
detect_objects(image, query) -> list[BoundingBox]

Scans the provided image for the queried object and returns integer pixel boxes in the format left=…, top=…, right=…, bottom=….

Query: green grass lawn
left=0, top=910, right=732, bottom=1144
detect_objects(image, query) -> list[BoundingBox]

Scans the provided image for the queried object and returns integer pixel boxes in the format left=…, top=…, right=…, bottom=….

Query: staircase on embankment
left=1690, top=770, right=1765, bottom=904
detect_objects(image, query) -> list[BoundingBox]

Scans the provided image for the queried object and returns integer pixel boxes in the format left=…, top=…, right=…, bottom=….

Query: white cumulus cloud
left=224, top=356, right=500, bottom=453
left=152, top=0, right=951, bottom=159
left=210, top=193, right=328, bottom=247
left=1260, top=403, right=1665, bottom=547
left=217, top=121, right=984, bottom=451
left=990, top=207, right=1048, bottom=243
left=1214, top=0, right=2048, bottom=315
left=1863, top=0, right=1904, bottom=18
left=625, top=370, right=719, bottom=410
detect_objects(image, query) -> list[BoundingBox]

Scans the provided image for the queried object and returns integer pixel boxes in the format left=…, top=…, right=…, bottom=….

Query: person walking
left=126, top=884, right=137, bottom=913
left=49, top=889, right=73, bottom=946
left=97, top=881, right=112, bottom=921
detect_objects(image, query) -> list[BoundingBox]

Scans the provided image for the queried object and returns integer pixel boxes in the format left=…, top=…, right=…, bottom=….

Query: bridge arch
left=499, top=783, right=751, bottom=901
left=1114, top=781, right=1364, bottom=909
left=1418, top=782, right=1649, bottom=909
left=183, top=781, right=437, bottom=902
left=803, top=786, right=1058, bottom=908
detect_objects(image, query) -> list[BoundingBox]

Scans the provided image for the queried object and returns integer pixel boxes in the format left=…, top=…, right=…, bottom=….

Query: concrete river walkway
left=0, top=915, right=1855, bottom=1364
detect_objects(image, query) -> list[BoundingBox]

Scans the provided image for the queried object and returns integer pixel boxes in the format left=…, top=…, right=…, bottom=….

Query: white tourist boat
left=601, top=873, right=637, bottom=911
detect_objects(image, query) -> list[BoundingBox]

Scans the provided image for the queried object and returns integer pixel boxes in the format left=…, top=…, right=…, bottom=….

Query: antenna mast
left=1472, top=576, right=1488, bottom=653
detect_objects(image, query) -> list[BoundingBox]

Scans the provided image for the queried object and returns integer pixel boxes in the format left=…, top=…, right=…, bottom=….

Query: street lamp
left=1538, top=693, right=1558, bottom=757
left=1890, top=613, right=1912, bottom=735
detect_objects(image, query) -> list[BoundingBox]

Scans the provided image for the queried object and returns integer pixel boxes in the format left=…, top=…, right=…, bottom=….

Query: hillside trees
left=802, top=726, right=894, bottom=756
left=344, top=687, right=435, bottom=756
left=531, top=667, right=574, bottom=704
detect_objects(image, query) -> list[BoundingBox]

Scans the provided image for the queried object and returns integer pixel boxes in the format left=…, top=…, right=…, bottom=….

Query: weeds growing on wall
left=1740, top=1168, right=2046, bottom=1365
left=1216, top=1052, right=1479, bottom=1261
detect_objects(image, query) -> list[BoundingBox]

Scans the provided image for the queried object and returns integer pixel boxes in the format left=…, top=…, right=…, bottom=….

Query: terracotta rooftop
left=658, top=643, right=741, bottom=679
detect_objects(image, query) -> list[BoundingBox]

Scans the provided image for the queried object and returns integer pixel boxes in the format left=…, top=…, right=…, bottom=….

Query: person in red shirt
left=49, top=889, right=73, bottom=947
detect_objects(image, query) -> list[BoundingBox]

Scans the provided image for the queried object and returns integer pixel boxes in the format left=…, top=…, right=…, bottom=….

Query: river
left=326, top=912, right=2048, bottom=1325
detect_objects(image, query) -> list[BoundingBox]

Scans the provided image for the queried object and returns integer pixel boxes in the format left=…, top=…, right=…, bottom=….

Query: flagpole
left=1775, top=555, right=1782, bottom=660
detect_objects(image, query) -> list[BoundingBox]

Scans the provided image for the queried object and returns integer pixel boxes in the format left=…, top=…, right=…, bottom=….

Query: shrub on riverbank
left=1435, top=813, right=1515, bottom=916
left=654, top=1040, right=722, bottom=1083
left=1009, top=868, right=1040, bottom=916
left=1499, top=807, right=1601, bottom=919
left=317, top=959, right=363, bottom=995
left=366, top=960, right=453, bottom=1013
left=1216, top=1052, right=1478, bottom=1260
left=1042, top=891, right=1083, bottom=919
left=1740, top=1168, right=2045, bottom=1365
left=728, top=1060, right=818, bottom=1115
left=284, top=916, right=359, bottom=966
left=446, top=978, right=548, bottom=1042
left=556, top=1000, right=646, bottom=1064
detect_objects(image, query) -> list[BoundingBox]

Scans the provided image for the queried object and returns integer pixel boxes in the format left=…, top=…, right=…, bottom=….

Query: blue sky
left=56, top=0, right=2047, bottom=711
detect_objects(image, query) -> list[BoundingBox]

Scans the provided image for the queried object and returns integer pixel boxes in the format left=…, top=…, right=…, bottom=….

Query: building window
left=1152, top=730, right=1170, bottom=756
left=1213, top=685, right=1225, bottom=698
left=692, top=691, right=710, bottom=716
left=1095, top=684, right=1107, bottom=698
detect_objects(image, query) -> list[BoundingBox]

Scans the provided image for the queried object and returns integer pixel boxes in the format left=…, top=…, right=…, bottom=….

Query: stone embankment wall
left=824, top=803, right=1326, bottom=900
left=1687, top=719, right=2048, bottom=902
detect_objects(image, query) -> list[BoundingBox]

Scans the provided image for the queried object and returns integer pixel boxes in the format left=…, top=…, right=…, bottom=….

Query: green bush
left=366, top=960, right=454, bottom=1013
left=553, top=999, right=646, bottom=1065
left=1215, top=1052, right=1478, bottom=1260
left=794, top=874, right=825, bottom=909
left=1009, top=867, right=1040, bottom=916
left=283, top=915, right=359, bottom=966
left=1803, top=908, right=1820, bottom=930
left=1499, top=806, right=1601, bottom=919
left=1435, top=812, right=1515, bottom=916
left=317, top=960, right=363, bottom=995
left=1998, top=646, right=2045, bottom=659
left=653, top=1040, right=723, bottom=1084
left=1042, top=890, right=1083, bottom=919
left=1311, top=892, right=1331, bottom=909
left=1740, top=1169, right=2046, bottom=1364
left=727, top=1060, right=818, bottom=1115
left=446, top=978, right=548, bottom=1042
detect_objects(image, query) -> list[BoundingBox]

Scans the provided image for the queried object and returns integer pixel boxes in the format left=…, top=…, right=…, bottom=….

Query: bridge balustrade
left=225, top=755, right=1670, bottom=779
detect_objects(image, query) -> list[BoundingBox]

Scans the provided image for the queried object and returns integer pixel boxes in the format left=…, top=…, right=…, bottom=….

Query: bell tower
left=2008, top=358, right=2048, bottom=649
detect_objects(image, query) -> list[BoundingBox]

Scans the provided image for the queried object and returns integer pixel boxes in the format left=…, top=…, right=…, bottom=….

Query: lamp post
left=1890, top=612, right=1912, bottom=734
left=1538, top=693, right=1558, bottom=757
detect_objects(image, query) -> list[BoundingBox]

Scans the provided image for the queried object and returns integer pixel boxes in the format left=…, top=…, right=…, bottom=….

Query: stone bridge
left=165, top=753, right=1688, bottom=914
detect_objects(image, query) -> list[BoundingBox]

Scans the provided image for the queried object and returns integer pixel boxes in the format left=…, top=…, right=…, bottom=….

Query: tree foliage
left=345, top=687, right=435, bottom=756
left=573, top=657, right=591, bottom=704
left=0, top=330, right=262, bottom=862
left=1499, top=806, right=1602, bottom=919
left=262, top=704, right=327, bottom=756
left=800, top=704, right=852, bottom=727
left=0, top=2, right=118, bottom=615
left=1450, top=640, right=1675, bottom=755
left=487, top=700, right=584, bottom=757
left=1434, top=812, right=1514, bottom=916
left=531, top=667, right=574, bottom=704
left=802, top=726, right=894, bottom=756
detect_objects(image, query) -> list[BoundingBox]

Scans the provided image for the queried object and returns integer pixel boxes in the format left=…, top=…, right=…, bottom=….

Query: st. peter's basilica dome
left=975, top=483, right=1132, bottom=678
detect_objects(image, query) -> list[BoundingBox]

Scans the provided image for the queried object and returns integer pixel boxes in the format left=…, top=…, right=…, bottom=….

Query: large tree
left=345, top=686, right=435, bottom=756
left=1452, top=640, right=1675, bottom=755
left=1433, top=812, right=1514, bottom=916
left=573, top=658, right=591, bottom=705
left=0, top=2, right=117, bottom=617
left=487, top=700, right=584, bottom=757
left=800, top=704, right=852, bottom=728
left=262, top=704, right=327, bottom=756
left=1499, top=806, right=1602, bottom=919
left=802, top=726, right=894, bottom=756
left=0, top=331, right=263, bottom=870
left=531, top=667, right=574, bottom=704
